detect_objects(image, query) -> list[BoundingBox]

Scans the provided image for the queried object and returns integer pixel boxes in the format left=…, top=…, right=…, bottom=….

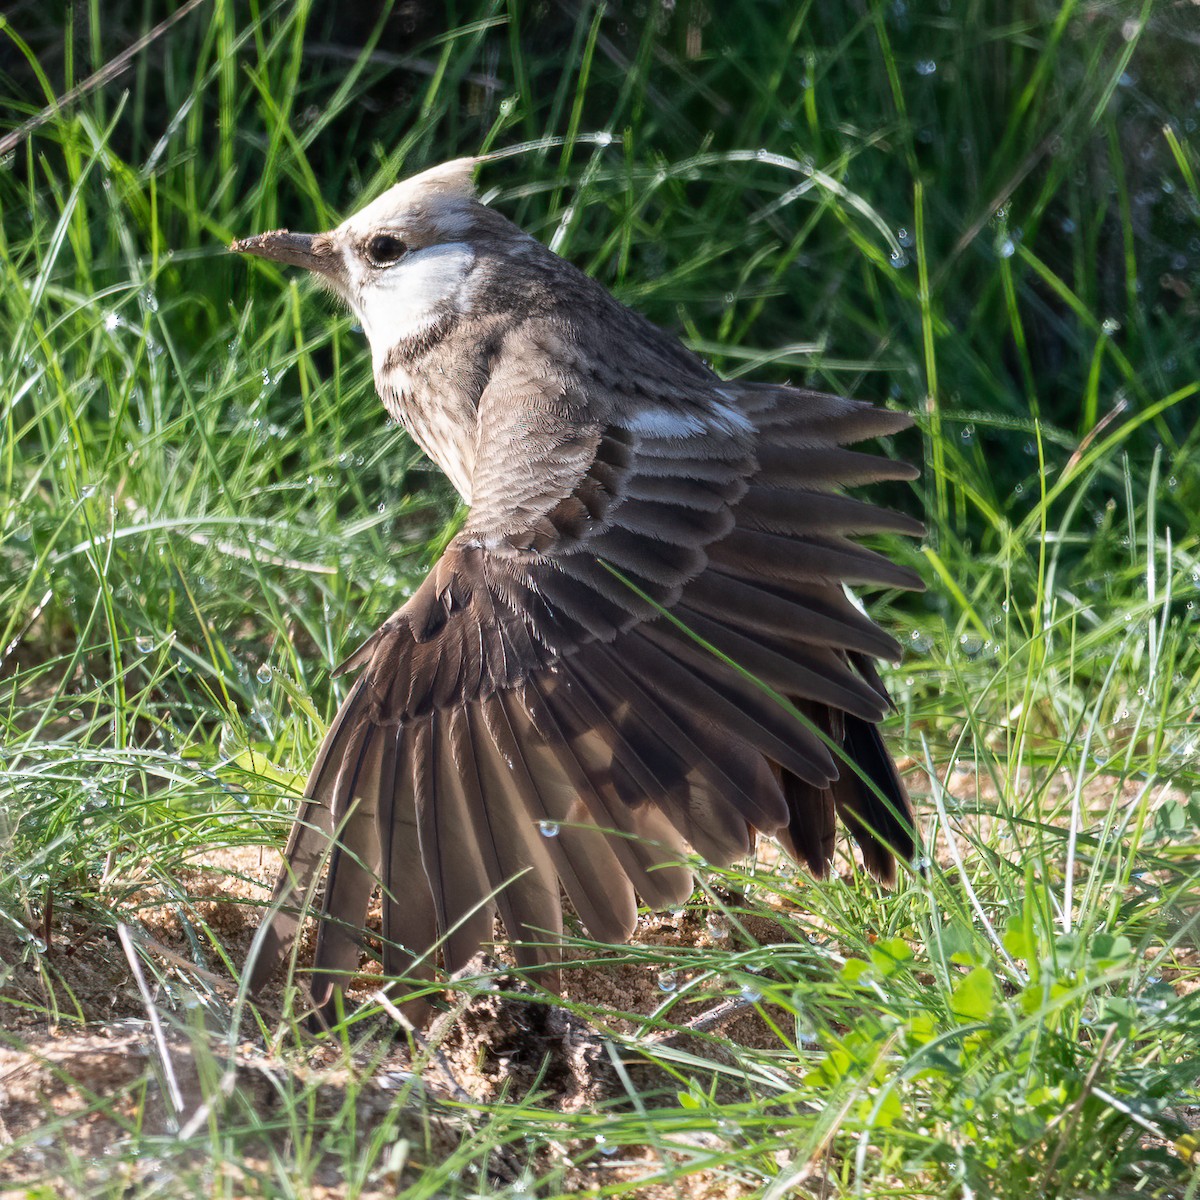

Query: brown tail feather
left=378, top=721, right=439, bottom=1019
left=777, top=768, right=838, bottom=877
left=247, top=676, right=368, bottom=996
left=519, top=676, right=694, bottom=911
left=834, top=712, right=916, bottom=884
left=414, top=714, right=498, bottom=973
left=309, top=721, right=383, bottom=1015
left=488, top=691, right=641, bottom=941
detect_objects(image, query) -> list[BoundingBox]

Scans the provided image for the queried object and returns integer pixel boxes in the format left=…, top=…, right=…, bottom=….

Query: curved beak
left=231, top=229, right=320, bottom=268
left=231, top=230, right=347, bottom=291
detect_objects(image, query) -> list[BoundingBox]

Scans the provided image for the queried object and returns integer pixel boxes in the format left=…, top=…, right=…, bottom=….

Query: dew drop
left=538, top=820, right=560, bottom=838
left=657, top=970, right=678, bottom=993
left=135, top=636, right=154, bottom=654
left=959, top=634, right=984, bottom=659
left=915, top=59, right=937, bottom=76
left=256, top=663, right=273, bottom=685
left=706, top=913, right=730, bottom=939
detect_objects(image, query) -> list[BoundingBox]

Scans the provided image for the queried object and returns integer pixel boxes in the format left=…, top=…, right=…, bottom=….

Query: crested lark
left=233, top=158, right=923, bottom=1016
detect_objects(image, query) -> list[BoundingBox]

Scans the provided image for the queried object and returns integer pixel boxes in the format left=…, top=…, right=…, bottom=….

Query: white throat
left=357, top=241, right=479, bottom=506
left=356, top=241, right=477, bottom=363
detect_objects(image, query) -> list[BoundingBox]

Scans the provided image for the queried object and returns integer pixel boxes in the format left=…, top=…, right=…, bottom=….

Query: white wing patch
left=711, top=392, right=755, bottom=434
left=623, top=394, right=754, bottom=439
left=623, top=408, right=709, bottom=438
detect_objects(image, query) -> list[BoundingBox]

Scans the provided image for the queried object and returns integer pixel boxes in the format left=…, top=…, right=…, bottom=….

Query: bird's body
left=233, top=158, right=923, bottom=1017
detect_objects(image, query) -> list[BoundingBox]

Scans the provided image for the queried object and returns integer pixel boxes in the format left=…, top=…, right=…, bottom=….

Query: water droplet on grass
left=256, top=664, right=273, bottom=685
left=538, top=820, right=559, bottom=838
left=657, top=970, right=677, bottom=992
left=135, top=636, right=154, bottom=654
left=959, top=634, right=984, bottom=659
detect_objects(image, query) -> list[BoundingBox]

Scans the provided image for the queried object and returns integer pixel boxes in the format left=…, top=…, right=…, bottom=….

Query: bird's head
left=232, top=158, right=493, bottom=354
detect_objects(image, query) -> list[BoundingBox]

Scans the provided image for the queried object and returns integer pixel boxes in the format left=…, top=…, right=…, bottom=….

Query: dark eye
left=364, top=233, right=408, bottom=267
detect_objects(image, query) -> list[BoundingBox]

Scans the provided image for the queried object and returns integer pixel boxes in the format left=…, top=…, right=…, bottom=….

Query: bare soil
left=1, top=765, right=1193, bottom=1197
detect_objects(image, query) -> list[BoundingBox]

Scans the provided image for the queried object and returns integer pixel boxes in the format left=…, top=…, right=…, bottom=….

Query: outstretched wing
left=247, top=354, right=922, bottom=1014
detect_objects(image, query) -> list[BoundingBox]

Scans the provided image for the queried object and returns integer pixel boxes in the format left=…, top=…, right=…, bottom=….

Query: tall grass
left=1, top=1, right=1197, bottom=1196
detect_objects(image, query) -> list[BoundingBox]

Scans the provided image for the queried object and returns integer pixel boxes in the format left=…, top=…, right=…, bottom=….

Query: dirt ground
left=1, top=765, right=1194, bottom=1197
left=0, top=830, right=823, bottom=1198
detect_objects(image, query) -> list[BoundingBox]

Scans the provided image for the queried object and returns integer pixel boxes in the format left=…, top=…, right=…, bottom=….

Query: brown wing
left=246, top=360, right=922, bottom=1017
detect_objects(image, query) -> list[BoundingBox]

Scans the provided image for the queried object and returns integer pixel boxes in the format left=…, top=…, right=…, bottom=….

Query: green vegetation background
left=1, top=1, right=1198, bottom=1197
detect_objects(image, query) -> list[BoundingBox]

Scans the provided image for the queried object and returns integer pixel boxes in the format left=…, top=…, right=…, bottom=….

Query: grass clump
left=1, top=1, right=1198, bottom=1197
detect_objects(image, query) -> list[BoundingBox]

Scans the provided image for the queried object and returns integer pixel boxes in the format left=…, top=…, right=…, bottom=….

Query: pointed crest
left=337, top=157, right=481, bottom=235
left=405, top=157, right=480, bottom=197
